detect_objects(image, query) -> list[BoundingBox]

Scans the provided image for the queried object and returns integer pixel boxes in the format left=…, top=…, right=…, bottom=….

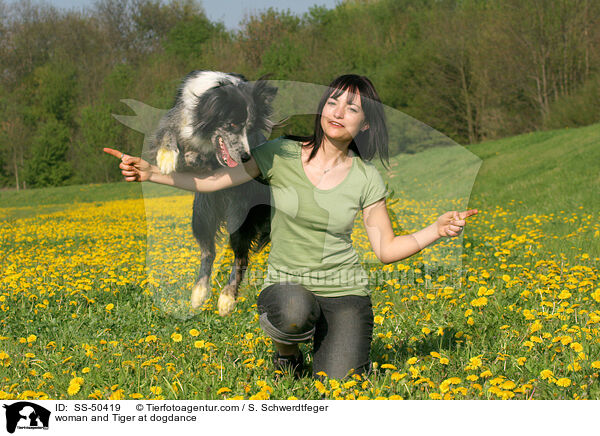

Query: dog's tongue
left=218, top=137, right=238, bottom=168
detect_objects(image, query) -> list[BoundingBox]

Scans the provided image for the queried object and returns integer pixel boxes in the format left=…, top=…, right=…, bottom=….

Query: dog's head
left=191, top=77, right=277, bottom=168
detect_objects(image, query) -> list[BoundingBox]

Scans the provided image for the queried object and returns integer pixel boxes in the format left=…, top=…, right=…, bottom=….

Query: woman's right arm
left=103, top=147, right=260, bottom=192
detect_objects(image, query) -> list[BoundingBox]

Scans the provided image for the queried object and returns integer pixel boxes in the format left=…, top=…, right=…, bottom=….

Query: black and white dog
left=149, top=71, right=276, bottom=316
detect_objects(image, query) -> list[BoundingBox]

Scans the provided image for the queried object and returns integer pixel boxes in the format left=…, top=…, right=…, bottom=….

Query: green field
left=0, top=124, right=598, bottom=400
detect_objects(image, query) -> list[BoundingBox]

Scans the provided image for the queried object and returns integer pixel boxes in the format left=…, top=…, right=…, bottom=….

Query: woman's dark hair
left=288, top=74, right=389, bottom=168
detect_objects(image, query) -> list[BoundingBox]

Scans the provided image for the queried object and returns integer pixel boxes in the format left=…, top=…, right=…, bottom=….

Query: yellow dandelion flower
left=406, top=357, right=418, bottom=365
left=556, top=378, right=571, bottom=387
left=530, top=320, right=542, bottom=333
left=466, top=356, right=482, bottom=370
left=194, top=340, right=205, bottom=348
left=380, top=364, right=397, bottom=370
left=591, top=361, right=600, bottom=369
left=557, top=290, right=571, bottom=299
left=217, top=387, right=231, bottom=395
left=391, top=372, right=406, bottom=382
left=150, top=386, right=162, bottom=395
left=129, top=393, right=143, bottom=399
left=287, top=396, right=298, bottom=400
left=540, top=370, right=554, bottom=379
left=470, top=297, right=488, bottom=307
left=67, top=383, right=80, bottom=396
left=109, top=389, right=124, bottom=400
left=329, top=380, right=340, bottom=390
left=560, top=336, right=573, bottom=346
left=26, top=335, right=37, bottom=343
left=314, top=381, right=327, bottom=394
left=105, top=303, right=114, bottom=312
left=388, top=395, right=403, bottom=400
left=0, top=352, right=9, bottom=360
left=343, top=380, right=357, bottom=389
left=429, top=393, right=442, bottom=399
left=570, top=343, right=583, bottom=353
left=517, top=357, right=527, bottom=366
left=421, top=327, right=431, bottom=334
left=171, top=333, right=182, bottom=342
left=501, top=380, right=516, bottom=390
left=374, top=315, right=384, bottom=325
left=439, top=358, right=449, bottom=365
left=189, top=329, right=200, bottom=337
left=249, top=391, right=270, bottom=400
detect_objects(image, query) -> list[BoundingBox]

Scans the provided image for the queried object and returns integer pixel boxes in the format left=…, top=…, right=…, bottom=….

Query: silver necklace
left=306, top=151, right=351, bottom=174
left=305, top=152, right=351, bottom=186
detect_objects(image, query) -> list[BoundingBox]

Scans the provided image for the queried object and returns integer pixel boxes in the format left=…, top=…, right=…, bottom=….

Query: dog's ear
left=253, top=76, right=278, bottom=105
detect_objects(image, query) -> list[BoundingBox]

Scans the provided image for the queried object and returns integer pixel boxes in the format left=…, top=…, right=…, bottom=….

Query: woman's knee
left=257, top=283, right=320, bottom=335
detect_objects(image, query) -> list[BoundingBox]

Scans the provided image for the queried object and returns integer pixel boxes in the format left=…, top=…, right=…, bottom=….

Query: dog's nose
left=240, top=152, right=251, bottom=162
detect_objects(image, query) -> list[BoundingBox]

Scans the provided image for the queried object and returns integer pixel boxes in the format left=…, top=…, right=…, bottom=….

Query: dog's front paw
left=157, top=147, right=179, bottom=174
left=191, top=282, right=211, bottom=309
left=217, top=293, right=236, bottom=317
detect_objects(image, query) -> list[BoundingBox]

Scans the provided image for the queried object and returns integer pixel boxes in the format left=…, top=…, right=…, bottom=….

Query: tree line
left=0, top=0, right=599, bottom=189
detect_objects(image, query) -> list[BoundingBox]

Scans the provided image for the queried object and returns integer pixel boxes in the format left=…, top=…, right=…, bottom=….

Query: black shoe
left=273, top=351, right=305, bottom=379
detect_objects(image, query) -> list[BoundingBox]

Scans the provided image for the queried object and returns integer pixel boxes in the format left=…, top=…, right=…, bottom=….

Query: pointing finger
left=103, top=147, right=124, bottom=159
left=459, top=209, right=478, bottom=219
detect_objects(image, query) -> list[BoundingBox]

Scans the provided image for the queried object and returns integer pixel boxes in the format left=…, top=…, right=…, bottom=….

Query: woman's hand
left=103, top=148, right=155, bottom=182
left=436, top=209, right=478, bottom=237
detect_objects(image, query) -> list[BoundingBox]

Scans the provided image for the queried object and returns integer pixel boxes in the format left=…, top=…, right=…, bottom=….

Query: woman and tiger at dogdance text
left=104, top=74, right=478, bottom=380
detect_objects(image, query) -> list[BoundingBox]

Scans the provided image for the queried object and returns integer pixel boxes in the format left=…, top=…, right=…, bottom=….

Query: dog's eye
left=229, top=123, right=238, bottom=130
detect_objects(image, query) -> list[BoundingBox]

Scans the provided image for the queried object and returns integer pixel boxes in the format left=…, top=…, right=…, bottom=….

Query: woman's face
left=320, top=89, right=369, bottom=145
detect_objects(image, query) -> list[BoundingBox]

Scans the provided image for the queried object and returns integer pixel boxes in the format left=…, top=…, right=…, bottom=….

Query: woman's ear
left=360, top=122, right=370, bottom=132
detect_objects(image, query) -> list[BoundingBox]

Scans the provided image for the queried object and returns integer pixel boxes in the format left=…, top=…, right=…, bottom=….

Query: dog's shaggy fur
left=148, top=71, right=276, bottom=316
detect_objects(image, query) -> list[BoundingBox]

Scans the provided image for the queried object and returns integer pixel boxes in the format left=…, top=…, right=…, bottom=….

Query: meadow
left=0, top=123, right=598, bottom=400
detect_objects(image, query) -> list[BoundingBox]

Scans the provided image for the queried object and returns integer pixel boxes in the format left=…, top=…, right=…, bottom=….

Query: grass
left=0, top=123, right=598, bottom=400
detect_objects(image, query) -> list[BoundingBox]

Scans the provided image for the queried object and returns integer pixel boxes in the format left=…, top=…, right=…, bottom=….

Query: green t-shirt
left=251, top=137, right=388, bottom=297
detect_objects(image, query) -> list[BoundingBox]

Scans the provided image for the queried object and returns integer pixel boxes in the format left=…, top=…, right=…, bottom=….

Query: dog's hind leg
left=191, top=194, right=218, bottom=309
left=217, top=229, right=252, bottom=317
left=191, top=247, right=216, bottom=309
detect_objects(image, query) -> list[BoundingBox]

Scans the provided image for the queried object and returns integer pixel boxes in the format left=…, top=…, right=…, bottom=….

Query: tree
left=24, top=118, right=73, bottom=188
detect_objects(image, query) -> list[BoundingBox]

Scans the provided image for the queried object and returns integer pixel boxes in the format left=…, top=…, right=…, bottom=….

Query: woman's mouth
left=329, top=120, right=344, bottom=127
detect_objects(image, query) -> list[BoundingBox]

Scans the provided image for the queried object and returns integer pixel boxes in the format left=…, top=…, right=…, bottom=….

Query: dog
left=148, top=70, right=276, bottom=316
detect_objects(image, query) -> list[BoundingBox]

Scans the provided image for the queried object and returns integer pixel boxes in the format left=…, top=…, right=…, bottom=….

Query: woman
left=104, top=74, right=477, bottom=380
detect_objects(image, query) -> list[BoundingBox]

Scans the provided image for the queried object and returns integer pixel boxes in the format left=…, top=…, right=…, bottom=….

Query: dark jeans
left=257, top=282, right=373, bottom=379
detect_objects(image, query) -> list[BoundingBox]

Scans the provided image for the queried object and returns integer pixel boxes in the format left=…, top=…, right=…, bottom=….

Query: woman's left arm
left=362, top=199, right=478, bottom=264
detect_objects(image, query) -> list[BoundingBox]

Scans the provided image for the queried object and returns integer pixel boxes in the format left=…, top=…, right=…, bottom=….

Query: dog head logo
left=3, top=402, right=51, bottom=434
